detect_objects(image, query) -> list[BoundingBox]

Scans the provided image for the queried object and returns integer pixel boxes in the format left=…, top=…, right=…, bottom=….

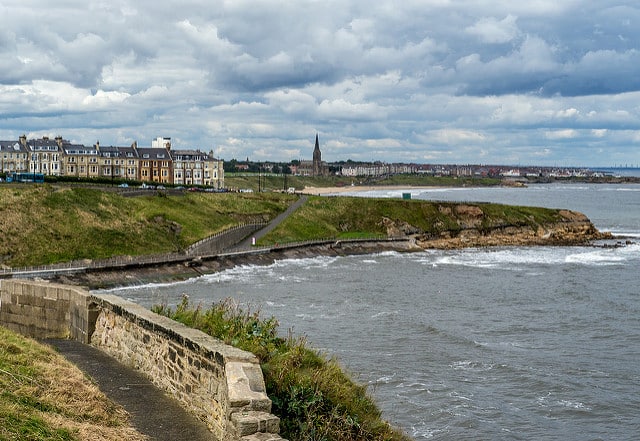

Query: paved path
left=46, top=339, right=217, bottom=441
left=24, top=197, right=312, bottom=439
left=228, top=195, right=308, bottom=251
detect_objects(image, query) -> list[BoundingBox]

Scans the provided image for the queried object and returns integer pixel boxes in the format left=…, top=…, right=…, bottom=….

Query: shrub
left=153, top=296, right=409, bottom=441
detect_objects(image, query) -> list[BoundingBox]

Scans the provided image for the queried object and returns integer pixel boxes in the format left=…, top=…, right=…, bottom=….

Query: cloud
left=466, top=14, right=520, bottom=44
left=0, top=0, right=638, bottom=167
left=545, top=129, right=578, bottom=140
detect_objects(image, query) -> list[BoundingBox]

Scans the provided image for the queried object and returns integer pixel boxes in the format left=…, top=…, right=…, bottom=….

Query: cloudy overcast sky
left=2, top=1, right=640, bottom=166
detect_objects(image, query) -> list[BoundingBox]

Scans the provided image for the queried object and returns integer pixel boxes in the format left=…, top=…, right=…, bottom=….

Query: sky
left=1, top=1, right=640, bottom=167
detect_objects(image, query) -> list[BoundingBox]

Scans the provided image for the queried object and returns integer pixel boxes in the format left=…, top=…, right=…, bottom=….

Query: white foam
left=432, top=247, right=565, bottom=269
left=96, top=275, right=202, bottom=293
left=537, top=395, right=592, bottom=412
left=565, top=249, right=628, bottom=265
left=410, top=243, right=639, bottom=271
left=371, top=310, right=399, bottom=319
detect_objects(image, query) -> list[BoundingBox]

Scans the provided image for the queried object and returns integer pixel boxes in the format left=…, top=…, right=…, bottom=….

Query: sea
left=101, top=183, right=640, bottom=440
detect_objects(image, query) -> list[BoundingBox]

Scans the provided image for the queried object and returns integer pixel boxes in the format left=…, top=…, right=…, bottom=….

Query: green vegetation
left=153, top=297, right=410, bottom=441
left=0, top=185, right=294, bottom=267
left=0, top=326, right=146, bottom=441
left=225, top=174, right=354, bottom=192
left=1, top=184, right=567, bottom=266
left=224, top=173, right=502, bottom=193
left=258, top=196, right=565, bottom=245
left=372, top=174, right=501, bottom=187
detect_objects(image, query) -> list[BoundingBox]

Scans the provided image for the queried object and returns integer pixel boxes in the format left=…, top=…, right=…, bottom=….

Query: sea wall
left=0, top=279, right=284, bottom=441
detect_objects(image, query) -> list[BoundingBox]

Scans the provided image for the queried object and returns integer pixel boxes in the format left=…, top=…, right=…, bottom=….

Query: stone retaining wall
left=0, top=279, right=284, bottom=441
left=0, top=279, right=97, bottom=343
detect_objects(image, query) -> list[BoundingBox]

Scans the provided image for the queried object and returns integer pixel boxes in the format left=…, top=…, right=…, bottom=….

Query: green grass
left=0, top=185, right=295, bottom=267
left=258, top=196, right=564, bottom=245
left=0, top=326, right=146, bottom=441
left=373, top=173, right=502, bottom=187
left=224, top=173, right=503, bottom=193
left=0, top=185, right=568, bottom=266
left=153, top=297, right=410, bottom=441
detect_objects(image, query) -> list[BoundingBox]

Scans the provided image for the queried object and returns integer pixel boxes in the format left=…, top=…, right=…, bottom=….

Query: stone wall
left=0, top=279, right=284, bottom=441
left=0, top=279, right=97, bottom=343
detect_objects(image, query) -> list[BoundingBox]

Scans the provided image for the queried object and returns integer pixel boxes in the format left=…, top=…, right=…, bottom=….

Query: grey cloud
left=0, top=0, right=638, bottom=166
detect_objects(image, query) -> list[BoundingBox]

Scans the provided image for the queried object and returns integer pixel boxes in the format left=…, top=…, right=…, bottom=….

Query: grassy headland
left=257, top=195, right=568, bottom=245
left=2, top=184, right=582, bottom=267
left=0, top=326, right=146, bottom=441
left=0, top=185, right=294, bottom=267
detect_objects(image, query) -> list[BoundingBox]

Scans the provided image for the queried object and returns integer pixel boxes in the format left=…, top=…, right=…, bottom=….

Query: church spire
left=312, top=133, right=322, bottom=176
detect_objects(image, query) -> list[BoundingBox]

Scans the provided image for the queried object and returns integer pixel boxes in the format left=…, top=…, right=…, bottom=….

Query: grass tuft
left=153, top=296, right=410, bottom=441
left=0, top=326, right=148, bottom=441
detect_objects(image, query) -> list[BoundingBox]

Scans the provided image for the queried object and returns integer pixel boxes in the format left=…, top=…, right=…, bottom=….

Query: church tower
left=312, top=133, right=322, bottom=176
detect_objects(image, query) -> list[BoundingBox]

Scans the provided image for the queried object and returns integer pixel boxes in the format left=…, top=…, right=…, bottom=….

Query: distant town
left=1, top=133, right=636, bottom=189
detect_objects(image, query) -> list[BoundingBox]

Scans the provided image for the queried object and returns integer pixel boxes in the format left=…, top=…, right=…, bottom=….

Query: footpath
left=41, top=197, right=312, bottom=440
left=229, top=195, right=308, bottom=251
left=47, top=339, right=217, bottom=441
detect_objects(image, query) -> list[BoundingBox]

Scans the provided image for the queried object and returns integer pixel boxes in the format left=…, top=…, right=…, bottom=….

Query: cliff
left=384, top=205, right=611, bottom=250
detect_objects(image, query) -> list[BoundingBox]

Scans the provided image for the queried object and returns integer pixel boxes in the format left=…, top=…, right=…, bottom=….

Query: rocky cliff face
left=382, top=205, right=610, bottom=250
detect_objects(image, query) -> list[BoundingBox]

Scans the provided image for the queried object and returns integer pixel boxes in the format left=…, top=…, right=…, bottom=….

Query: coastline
left=41, top=186, right=619, bottom=290
left=58, top=215, right=614, bottom=291
left=55, top=239, right=420, bottom=290
left=301, top=185, right=442, bottom=195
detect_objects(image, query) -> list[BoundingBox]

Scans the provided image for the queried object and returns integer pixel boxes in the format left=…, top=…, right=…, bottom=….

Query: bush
left=153, top=296, right=409, bottom=441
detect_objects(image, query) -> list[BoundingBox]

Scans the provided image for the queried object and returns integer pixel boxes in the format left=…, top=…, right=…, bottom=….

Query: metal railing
left=0, top=223, right=266, bottom=278
left=1, top=234, right=409, bottom=279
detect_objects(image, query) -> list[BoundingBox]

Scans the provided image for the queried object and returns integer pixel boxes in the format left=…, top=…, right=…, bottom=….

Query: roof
left=28, top=138, right=60, bottom=151
left=0, top=141, right=27, bottom=152
left=136, top=147, right=170, bottom=160
left=171, top=149, right=211, bottom=160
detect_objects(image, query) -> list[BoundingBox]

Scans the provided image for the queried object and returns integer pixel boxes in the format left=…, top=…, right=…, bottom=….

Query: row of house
left=339, top=162, right=417, bottom=177
left=0, top=136, right=224, bottom=188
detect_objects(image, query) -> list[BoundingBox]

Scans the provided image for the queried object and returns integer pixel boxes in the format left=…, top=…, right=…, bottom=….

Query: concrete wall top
left=92, top=293, right=259, bottom=364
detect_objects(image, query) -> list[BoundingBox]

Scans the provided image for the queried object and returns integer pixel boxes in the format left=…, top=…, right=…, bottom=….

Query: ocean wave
left=407, top=244, right=638, bottom=270
left=371, top=310, right=399, bottom=318
left=96, top=275, right=202, bottom=293
left=564, top=248, right=631, bottom=265
left=536, top=394, right=592, bottom=412
left=608, top=230, right=640, bottom=238
left=429, top=247, right=562, bottom=269
left=450, top=360, right=505, bottom=372
left=474, top=340, right=530, bottom=351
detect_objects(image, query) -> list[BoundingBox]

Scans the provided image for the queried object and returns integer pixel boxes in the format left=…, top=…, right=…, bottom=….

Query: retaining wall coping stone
left=92, top=293, right=259, bottom=363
